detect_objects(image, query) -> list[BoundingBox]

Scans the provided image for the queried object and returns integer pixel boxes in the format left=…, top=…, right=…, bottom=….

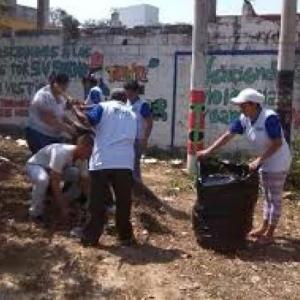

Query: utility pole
left=37, top=0, right=49, bottom=30
left=276, top=0, right=297, bottom=144
left=187, top=0, right=209, bottom=173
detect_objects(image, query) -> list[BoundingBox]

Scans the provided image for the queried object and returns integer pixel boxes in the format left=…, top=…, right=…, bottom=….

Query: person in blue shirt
left=197, top=88, right=291, bottom=245
left=84, top=74, right=103, bottom=106
left=99, top=77, right=110, bottom=100
left=124, top=80, right=153, bottom=182
left=72, top=88, right=137, bottom=247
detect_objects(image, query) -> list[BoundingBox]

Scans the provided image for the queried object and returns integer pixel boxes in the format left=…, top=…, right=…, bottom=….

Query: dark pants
left=133, top=140, right=143, bottom=182
left=82, top=169, right=133, bottom=244
left=25, top=127, right=63, bottom=154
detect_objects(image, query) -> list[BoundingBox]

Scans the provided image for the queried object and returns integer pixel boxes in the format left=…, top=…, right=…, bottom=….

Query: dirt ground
left=0, top=137, right=299, bottom=300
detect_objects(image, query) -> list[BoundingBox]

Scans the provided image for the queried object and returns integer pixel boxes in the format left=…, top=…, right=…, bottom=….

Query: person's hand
left=73, top=104, right=87, bottom=111
left=196, top=149, right=211, bottom=160
left=248, top=157, right=262, bottom=171
left=66, top=126, right=77, bottom=137
left=140, top=138, right=148, bottom=149
left=65, top=100, right=73, bottom=110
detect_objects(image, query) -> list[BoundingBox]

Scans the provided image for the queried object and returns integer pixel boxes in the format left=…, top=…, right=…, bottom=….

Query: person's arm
left=140, top=102, right=153, bottom=148
left=197, top=118, right=243, bottom=159
left=37, top=106, right=75, bottom=136
left=73, top=104, right=103, bottom=128
left=72, top=106, right=93, bottom=128
left=143, top=117, right=153, bottom=141
left=197, top=131, right=235, bottom=159
left=249, top=115, right=283, bottom=171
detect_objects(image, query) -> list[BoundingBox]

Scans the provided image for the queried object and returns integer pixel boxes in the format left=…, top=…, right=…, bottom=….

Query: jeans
left=25, top=127, right=63, bottom=154
left=82, top=169, right=133, bottom=244
left=26, top=163, right=81, bottom=217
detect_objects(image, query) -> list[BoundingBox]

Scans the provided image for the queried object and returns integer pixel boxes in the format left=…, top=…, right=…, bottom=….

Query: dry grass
left=0, top=138, right=299, bottom=300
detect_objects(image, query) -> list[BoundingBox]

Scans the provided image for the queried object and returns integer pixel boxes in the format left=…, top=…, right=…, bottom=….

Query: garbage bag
left=192, top=159, right=259, bottom=253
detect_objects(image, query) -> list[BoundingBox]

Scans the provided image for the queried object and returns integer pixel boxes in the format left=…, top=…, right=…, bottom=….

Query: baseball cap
left=230, top=88, right=265, bottom=105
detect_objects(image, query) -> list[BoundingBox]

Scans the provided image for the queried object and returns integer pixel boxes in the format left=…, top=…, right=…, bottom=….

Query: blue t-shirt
left=229, top=114, right=282, bottom=139
left=86, top=105, right=103, bottom=126
left=140, top=102, right=152, bottom=118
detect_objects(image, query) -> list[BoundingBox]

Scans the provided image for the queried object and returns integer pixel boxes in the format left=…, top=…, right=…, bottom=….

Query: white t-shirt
left=27, top=85, right=66, bottom=137
left=240, top=108, right=291, bottom=172
left=88, top=101, right=137, bottom=171
left=27, top=143, right=88, bottom=177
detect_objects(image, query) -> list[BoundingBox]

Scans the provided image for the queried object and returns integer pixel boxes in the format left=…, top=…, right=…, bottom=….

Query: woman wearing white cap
left=197, top=88, right=291, bottom=245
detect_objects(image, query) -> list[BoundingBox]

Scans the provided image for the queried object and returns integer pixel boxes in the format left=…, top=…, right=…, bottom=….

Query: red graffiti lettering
left=1, top=99, right=14, bottom=107
left=15, top=109, right=29, bottom=117
left=106, top=64, right=148, bottom=82
left=0, top=109, right=13, bottom=117
left=89, top=51, right=103, bottom=69
left=0, top=99, right=30, bottom=108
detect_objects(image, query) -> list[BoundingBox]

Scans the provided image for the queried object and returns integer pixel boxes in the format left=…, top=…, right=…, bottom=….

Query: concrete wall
left=1, top=15, right=300, bottom=153
left=16, top=5, right=37, bottom=22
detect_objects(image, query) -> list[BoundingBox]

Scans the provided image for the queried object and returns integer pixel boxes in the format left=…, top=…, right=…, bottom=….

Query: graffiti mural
left=150, top=98, right=168, bottom=122
left=106, top=64, right=148, bottom=82
left=0, top=44, right=103, bottom=121
left=173, top=53, right=288, bottom=148
left=0, top=45, right=92, bottom=98
left=105, top=58, right=160, bottom=83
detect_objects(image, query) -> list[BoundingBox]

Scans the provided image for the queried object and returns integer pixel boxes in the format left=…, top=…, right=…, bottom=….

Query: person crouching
left=26, top=134, right=94, bottom=223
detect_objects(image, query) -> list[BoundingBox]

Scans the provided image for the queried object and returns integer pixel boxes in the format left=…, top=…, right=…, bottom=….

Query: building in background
left=0, top=0, right=49, bottom=30
left=116, top=4, right=159, bottom=28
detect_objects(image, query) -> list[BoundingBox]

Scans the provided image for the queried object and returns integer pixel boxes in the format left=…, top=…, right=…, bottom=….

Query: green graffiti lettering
left=242, top=67, right=257, bottom=84
left=41, top=61, right=51, bottom=77
left=31, top=61, right=40, bottom=77
left=209, top=89, right=223, bottom=105
left=11, top=62, right=30, bottom=77
left=209, top=108, right=239, bottom=125
left=0, top=45, right=91, bottom=59
left=62, top=47, right=71, bottom=58
left=206, top=56, right=277, bottom=85
left=229, top=68, right=243, bottom=83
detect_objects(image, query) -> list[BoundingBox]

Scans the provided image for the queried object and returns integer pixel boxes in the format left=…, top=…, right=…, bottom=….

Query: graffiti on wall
left=0, top=45, right=102, bottom=119
left=173, top=53, right=288, bottom=148
left=0, top=45, right=94, bottom=98
left=205, top=56, right=278, bottom=125
left=149, top=98, right=167, bottom=122
left=105, top=58, right=160, bottom=83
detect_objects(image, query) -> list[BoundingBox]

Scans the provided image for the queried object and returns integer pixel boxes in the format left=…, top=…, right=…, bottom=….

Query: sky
left=18, top=0, right=300, bottom=24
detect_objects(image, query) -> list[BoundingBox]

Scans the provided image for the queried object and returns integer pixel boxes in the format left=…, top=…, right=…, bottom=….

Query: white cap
left=230, top=88, right=264, bottom=105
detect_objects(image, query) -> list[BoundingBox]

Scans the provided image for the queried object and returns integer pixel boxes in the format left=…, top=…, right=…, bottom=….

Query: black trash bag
left=192, top=159, right=259, bottom=253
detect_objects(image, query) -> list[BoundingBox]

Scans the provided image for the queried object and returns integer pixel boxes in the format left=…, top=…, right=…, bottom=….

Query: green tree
left=0, top=0, right=8, bottom=16
left=50, top=8, right=80, bottom=39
